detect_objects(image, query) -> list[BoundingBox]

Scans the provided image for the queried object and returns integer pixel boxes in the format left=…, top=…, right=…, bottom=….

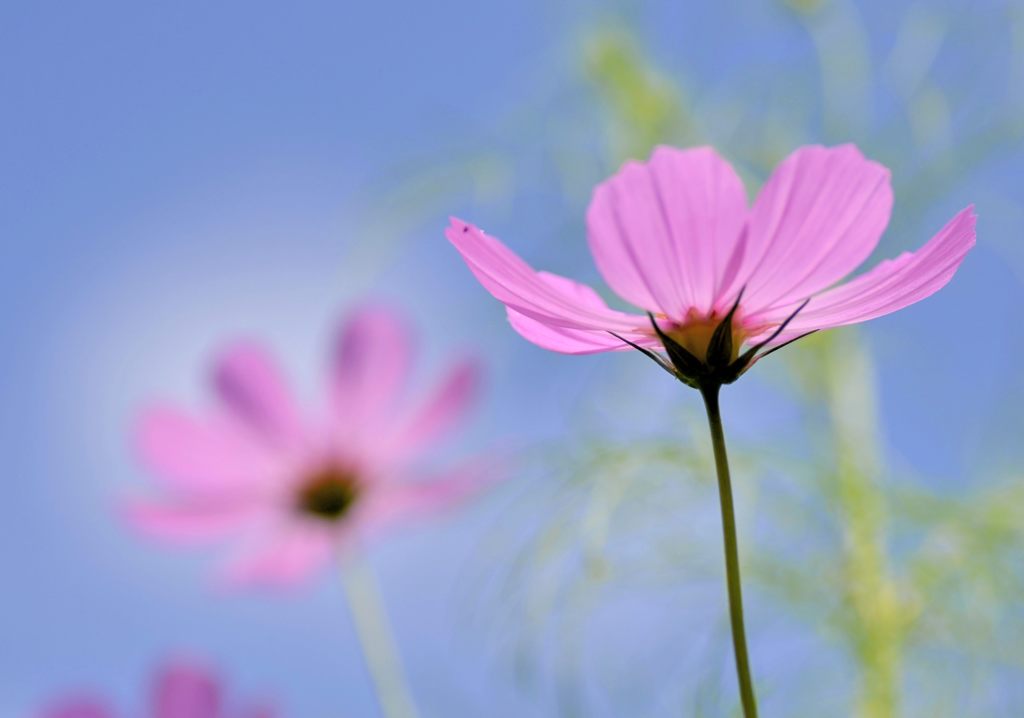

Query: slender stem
left=340, top=552, right=419, bottom=718
left=700, top=383, right=758, bottom=718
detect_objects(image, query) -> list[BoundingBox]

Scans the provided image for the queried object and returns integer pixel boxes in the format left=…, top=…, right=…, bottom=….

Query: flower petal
left=218, top=523, right=335, bottom=587
left=123, top=498, right=269, bottom=542
left=446, top=219, right=648, bottom=336
left=211, top=342, right=303, bottom=445
left=740, top=144, right=893, bottom=309
left=586, top=146, right=749, bottom=315
left=505, top=271, right=660, bottom=354
left=153, top=663, right=221, bottom=718
left=358, top=461, right=496, bottom=538
left=506, top=309, right=646, bottom=354
left=384, top=357, right=481, bottom=459
left=330, top=305, right=414, bottom=432
left=134, top=406, right=276, bottom=494
left=749, top=206, right=976, bottom=341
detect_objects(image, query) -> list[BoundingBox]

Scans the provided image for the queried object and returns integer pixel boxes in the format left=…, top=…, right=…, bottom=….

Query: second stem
left=340, top=552, right=419, bottom=718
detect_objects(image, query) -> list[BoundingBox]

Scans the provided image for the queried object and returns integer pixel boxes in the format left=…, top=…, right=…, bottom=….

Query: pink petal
left=218, top=523, right=335, bottom=587
left=123, top=497, right=269, bottom=543
left=446, top=219, right=649, bottom=338
left=384, top=357, right=481, bottom=460
left=152, top=662, right=221, bottom=718
left=586, top=146, right=749, bottom=315
left=740, top=144, right=893, bottom=309
left=749, top=206, right=976, bottom=341
left=358, top=461, right=497, bottom=538
left=211, top=342, right=303, bottom=445
left=37, top=699, right=113, bottom=718
left=504, top=273, right=661, bottom=354
left=134, top=406, right=275, bottom=494
left=329, top=305, right=414, bottom=432
left=506, top=309, right=644, bottom=354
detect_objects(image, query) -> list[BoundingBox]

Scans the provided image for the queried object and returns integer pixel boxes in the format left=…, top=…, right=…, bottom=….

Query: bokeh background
left=3, top=0, right=1023, bottom=716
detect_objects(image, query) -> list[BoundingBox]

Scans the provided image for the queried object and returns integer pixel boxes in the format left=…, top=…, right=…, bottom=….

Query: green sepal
left=706, top=288, right=745, bottom=369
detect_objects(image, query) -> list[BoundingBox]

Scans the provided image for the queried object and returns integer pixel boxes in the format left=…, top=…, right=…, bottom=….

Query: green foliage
left=583, top=27, right=691, bottom=162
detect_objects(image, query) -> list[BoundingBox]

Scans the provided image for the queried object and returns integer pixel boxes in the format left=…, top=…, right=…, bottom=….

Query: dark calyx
left=611, top=289, right=813, bottom=390
left=297, top=467, right=361, bottom=521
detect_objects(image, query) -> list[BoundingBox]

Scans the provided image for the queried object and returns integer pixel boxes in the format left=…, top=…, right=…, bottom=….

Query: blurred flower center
left=297, top=467, right=361, bottom=521
left=665, top=311, right=746, bottom=362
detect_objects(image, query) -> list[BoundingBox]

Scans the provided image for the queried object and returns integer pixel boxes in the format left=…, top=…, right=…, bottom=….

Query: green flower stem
left=700, top=383, right=759, bottom=718
left=340, top=552, right=419, bottom=718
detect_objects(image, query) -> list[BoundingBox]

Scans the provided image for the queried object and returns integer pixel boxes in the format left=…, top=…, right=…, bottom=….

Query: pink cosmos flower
left=446, top=144, right=975, bottom=385
left=126, top=305, right=485, bottom=586
left=38, top=660, right=275, bottom=718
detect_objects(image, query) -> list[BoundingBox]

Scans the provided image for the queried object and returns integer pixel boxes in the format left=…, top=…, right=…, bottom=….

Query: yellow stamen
left=664, top=310, right=747, bottom=363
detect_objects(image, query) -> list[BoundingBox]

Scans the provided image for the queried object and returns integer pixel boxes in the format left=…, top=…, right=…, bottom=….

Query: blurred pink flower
left=447, top=144, right=974, bottom=380
left=126, top=305, right=486, bottom=587
left=38, top=660, right=275, bottom=718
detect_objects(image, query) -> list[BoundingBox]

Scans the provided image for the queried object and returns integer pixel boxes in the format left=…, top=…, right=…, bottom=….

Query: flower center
left=296, top=466, right=361, bottom=521
left=665, top=311, right=747, bottom=363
